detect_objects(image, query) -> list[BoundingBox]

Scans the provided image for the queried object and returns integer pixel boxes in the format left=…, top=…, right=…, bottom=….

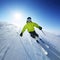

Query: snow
left=0, top=22, right=50, bottom=60
left=38, top=30, right=60, bottom=52
left=0, top=22, right=60, bottom=60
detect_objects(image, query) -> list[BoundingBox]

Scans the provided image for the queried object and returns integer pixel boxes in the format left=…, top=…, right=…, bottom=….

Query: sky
left=0, top=0, right=60, bottom=35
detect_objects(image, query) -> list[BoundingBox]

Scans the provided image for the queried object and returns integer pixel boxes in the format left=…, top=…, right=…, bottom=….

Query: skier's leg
left=29, top=31, right=39, bottom=43
left=34, top=31, right=45, bottom=43
left=30, top=31, right=40, bottom=43
left=29, top=31, right=37, bottom=38
left=30, top=31, right=41, bottom=43
left=35, top=37, right=40, bottom=43
left=29, top=31, right=43, bottom=43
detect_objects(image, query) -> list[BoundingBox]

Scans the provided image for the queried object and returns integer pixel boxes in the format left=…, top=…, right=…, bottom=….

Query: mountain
left=0, top=22, right=60, bottom=60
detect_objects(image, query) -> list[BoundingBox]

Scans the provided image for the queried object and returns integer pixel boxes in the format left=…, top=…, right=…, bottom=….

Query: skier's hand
left=39, top=26, right=42, bottom=30
left=20, top=33, right=23, bottom=37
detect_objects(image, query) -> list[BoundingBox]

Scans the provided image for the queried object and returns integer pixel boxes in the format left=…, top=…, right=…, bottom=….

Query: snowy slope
left=35, top=28, right=60, bottom=60
left=37, top=30, right=60, bottom=52
left=0, top=22, right=50, bottom=60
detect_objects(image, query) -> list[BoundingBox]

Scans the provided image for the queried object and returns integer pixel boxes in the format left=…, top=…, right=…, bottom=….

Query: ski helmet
left=26, top=17, right=32, bottom=23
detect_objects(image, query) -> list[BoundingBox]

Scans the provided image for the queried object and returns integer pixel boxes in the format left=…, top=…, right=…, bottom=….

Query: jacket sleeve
left=21, top=24, right=27, bottom=34
left=33, top=22, right=42, bottom=30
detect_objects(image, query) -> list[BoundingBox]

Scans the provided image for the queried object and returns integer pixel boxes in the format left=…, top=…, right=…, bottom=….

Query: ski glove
left=39, top=26, right=42, bottom=30
left=20, top=33, right=23, bottom=37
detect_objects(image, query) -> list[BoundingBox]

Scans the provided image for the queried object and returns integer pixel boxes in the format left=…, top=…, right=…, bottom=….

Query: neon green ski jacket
left=21, top=22, right=42, bottom=33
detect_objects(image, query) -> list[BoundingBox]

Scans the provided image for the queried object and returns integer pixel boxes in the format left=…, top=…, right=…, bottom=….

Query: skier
left=20, top=17, right=43, bottom=43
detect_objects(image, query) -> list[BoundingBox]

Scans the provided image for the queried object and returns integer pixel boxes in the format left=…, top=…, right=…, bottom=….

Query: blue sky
left=0, top=0, right=60, bottom=34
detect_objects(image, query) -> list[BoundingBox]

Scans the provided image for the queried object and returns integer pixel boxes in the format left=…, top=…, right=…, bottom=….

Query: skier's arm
left=34, top=22, right=42, bottom=30
left=20, top=25, right=27, bottom=36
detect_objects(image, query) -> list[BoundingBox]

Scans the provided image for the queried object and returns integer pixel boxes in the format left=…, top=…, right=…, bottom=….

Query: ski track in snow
left=37, top=38, right=60, bottom=60
left=0, top=22, right=60, bottom=60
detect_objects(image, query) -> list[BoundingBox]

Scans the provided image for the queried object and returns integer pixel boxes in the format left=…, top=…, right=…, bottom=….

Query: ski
left=39, top=38, right=49, bottom=48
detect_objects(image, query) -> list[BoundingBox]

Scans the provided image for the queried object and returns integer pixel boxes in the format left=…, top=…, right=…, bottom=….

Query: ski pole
left=41, top=30, right=46, bottom=36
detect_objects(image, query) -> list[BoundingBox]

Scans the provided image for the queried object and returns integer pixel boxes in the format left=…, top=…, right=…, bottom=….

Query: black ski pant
left=29, top=31, right=44, bottom=43
left=29, top=31, right=39, bottom=38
